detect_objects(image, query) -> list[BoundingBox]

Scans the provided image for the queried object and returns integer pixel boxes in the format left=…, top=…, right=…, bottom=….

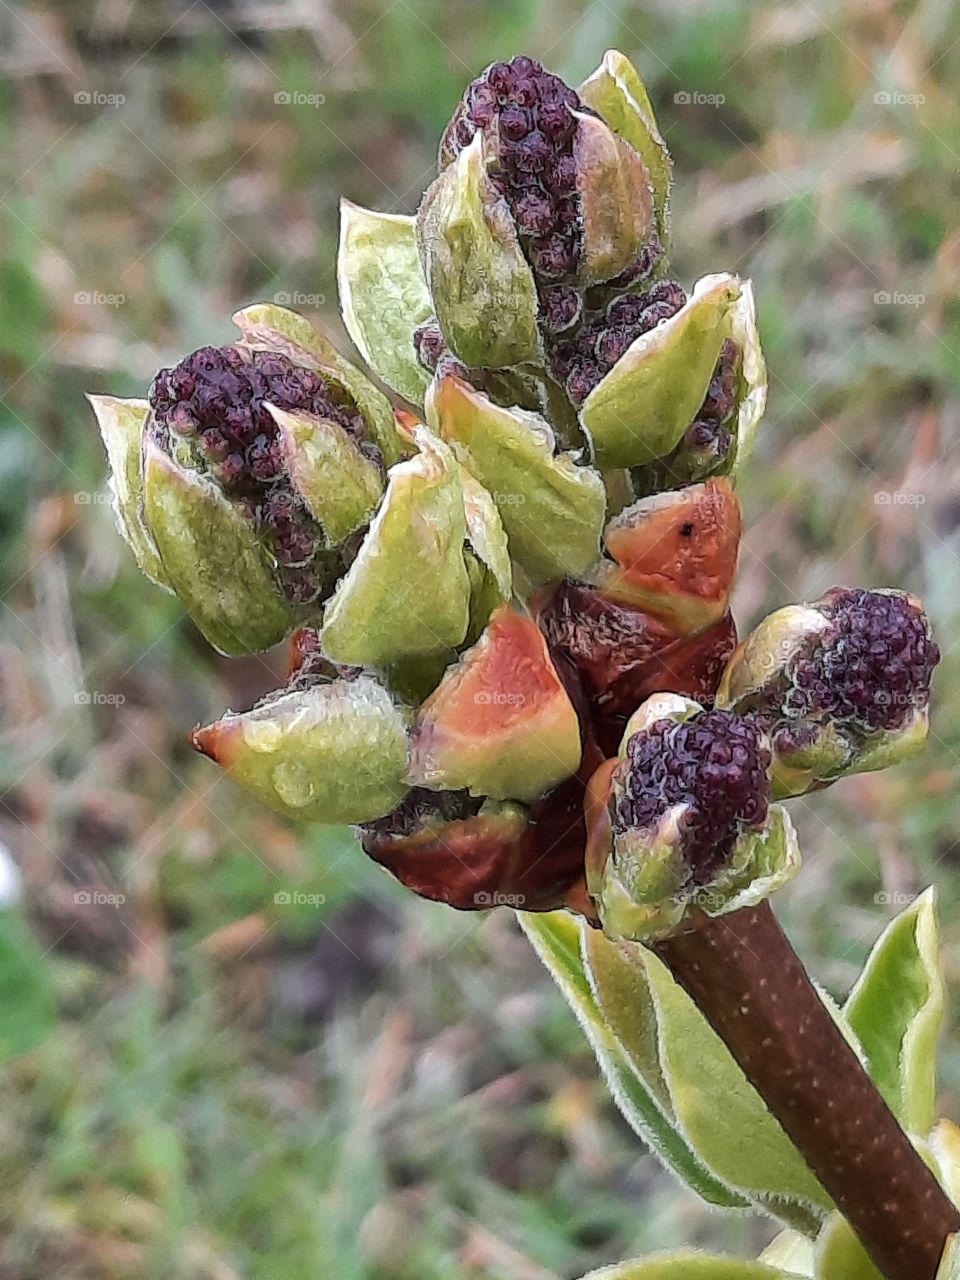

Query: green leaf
left=643, top=947, right=833, bottom=1215
left=338, top=200, right=433, bottom=407
left=519, top=910, right=749, bottom=1209
left=843, top=887, right=943, bottom=1135
left=576, top=1254, right=804, bottom=1279
left=580, top=274, right=742, bottom=470
left=814, top=1214, right=883, bottom=1280
left=0, top=912, right=56, bottom=1060
left=760, top=1231, right=815, bottom=1277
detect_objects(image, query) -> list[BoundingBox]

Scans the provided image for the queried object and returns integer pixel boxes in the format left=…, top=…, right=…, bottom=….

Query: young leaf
left=519, top=911, right=749, bottom=1208
left=760, top=1232, right=815, bottom=1277
left=937, top=1234, right=960, bottom=1280
left=576, top=1254, right=805, bottom=1279
left=643, top=949, right=833, bottom=1214
left=843, top=887, right=944, bottom=1135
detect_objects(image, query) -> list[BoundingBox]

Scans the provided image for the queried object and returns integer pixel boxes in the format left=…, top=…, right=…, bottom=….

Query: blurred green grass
left=1, top=1, right=960, bottom=1275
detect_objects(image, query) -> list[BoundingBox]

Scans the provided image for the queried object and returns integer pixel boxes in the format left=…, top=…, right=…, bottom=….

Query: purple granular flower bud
left=529, top=231, right=576, bottom=280
left=440, top=56, right=593, bottom=287
left=615, top=711, right=772, bottom=885
left=595, top=325, right=636, bottom=369
left=147, top=343, right=374, bottom=606
left=608, top=235, right=664, bottom=290
left=699, top=338, right=740, bottom=423
left=550, top=278, right=688, bottom=403
left=794, top=588, right=940, bottom=734
left=513, top=189, right=555, bottom=235
left=540, top=286, right=582, bottom=334
left=413, top=319, right=447, bottom=373
left=499, top=106, right=531, bottom=141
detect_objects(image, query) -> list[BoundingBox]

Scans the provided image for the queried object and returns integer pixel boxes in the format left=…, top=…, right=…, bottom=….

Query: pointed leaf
left=429, top=374, right=605, bottom=585
left=232, top=302, right=403, bottom=466
left=416, top=133, right=541, bottom=368
left=519, top=910, right=750, bottom=1209
left=572, top=109, right=653, bottom=285
left=643, top=947, right=833, bottom=1213
left=269, top=403, right=384, bottom=545
left=338, top=200, right=433, bottom=406
left=843, top=887, right=944, bottom=1135
left=581, top=274, right=741, bottom=470
left=193, top=674, right=411, bottom=824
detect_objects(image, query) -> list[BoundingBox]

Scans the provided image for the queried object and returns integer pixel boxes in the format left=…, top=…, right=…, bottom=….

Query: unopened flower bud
left=716, top=587, right=940, bottom=795
left=576, top=273, right=744, bottom=470
left=90, top=306, right=402, bottom=655
left=585, top=696, right=799, bottom=941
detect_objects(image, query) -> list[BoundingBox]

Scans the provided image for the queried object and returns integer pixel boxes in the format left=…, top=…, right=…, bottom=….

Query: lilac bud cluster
left=616, top=711, right=771, bottom=885
left=149, top=345, right=378, bottom=605
left=783, top=588, right=939, bottom=734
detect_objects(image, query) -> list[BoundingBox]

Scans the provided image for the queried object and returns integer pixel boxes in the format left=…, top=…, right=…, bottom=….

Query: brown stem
left=653, top=900, right=958, bottom=1280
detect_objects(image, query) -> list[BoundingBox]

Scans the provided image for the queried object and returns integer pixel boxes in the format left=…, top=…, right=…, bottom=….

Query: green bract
left=141, top=438, right=295, bottom=656
left=337, top=200, right=433, bottom=407
left=320, top=425, right=471, bottom=665
left=578, top=49, right=672, bottom=250
left=427, top=372, right=606, bottom=585
left=580, top=273, right=743, bottom=470
left=416, top=133, right=541, bottom=369
left=192, top=673, right=411, bottom=824
left=571, top=108, right=654, bottom=286
left=86, top=394, right=169, bottom=588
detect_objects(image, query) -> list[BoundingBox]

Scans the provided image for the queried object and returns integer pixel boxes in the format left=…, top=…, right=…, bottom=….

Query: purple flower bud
left=616, top=711, right=772, bottom=885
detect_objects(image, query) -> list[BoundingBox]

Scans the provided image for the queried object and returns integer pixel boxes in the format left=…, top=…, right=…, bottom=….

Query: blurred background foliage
left=1, top=0, right=959, bottom=1276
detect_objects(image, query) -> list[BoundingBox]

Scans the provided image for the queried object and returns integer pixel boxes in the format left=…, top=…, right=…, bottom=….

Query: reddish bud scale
left=149, top=345, right=378, bottom=605
left=615, top=710, right=771, bottom=885
left=537, top=581, right=738, bottom=756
